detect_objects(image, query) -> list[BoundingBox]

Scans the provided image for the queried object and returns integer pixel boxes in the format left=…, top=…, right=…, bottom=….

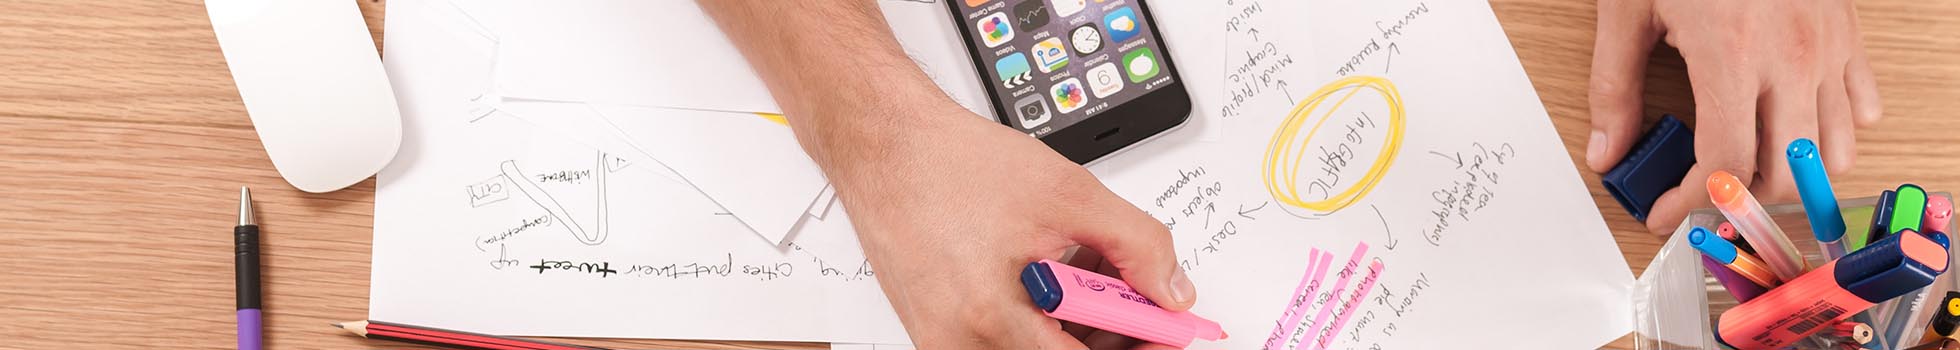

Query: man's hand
left=1588, top=0, right=1883, bottom=234
left=696, top=1, right=1195, bottom=348
left=825, top=100, right=1194, bottom=349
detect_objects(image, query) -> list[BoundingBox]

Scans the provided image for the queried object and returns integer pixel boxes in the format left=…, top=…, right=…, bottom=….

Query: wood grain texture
left=0, top=0, right=1953, bottom=349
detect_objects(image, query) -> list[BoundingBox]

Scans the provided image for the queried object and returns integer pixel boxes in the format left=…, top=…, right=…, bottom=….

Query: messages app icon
left=1103, top=7, right=1139, bottom=43
left=1122, top=47, right=1159, bottom=83
left=978, top=12, right=1014, bottom=48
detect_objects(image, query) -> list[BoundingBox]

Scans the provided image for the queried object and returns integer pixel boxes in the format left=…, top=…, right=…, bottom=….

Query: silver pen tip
left=239, top=186, right=256, bottom=226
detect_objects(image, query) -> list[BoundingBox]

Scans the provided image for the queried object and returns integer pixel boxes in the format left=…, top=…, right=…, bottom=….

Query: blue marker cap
left=1868, top=190, right=1899, bottom=245
left=1688, top=226, right=1739, bottom=264
left=1840, top=230, right=1948, bottom=303
left=1602, top=115, right=1696, bottom=222
left=1786, top=138, right=1846, bottom=242
left=1020, top=261, right=1064, bottom=312
left=1932, top=231, right=1951, bottom=249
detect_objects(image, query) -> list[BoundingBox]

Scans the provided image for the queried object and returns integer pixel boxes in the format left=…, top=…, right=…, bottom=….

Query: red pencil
left=334, top=320, right=611, bottom=350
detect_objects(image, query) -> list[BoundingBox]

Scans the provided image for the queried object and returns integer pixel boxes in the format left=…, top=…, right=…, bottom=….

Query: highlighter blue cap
left=1711, top=323, right=1736, bottom=349
left=1786, top=138, right=1846, bottom=242
left=1933, top=231, right=1951, bottom=248
left=1838, top=230, right=1948, bottom=303
left=1687, top=226, right=1739, bottom=264
left=1021, top=261, right=1064, bottom=312
left=1869, top=190, right=1899, bottom=245
left=1603, top=115, right=1696, bottom=222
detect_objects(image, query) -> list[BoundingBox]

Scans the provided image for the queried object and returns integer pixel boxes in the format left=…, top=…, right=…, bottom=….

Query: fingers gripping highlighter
left=1714, top=230, right=1949, bottom=350
left=1021, top=260, right=1226, bottom=348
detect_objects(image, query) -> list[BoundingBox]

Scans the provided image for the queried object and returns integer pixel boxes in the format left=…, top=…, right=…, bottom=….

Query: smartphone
left=945, top=0, right=1192, bottom=164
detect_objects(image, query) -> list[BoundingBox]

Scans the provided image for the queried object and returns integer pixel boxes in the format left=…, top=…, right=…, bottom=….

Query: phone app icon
left=995, top=52, right=1033, bottom=89
left=1050, top=77, right=1087, bottom=113
left=1103, top=7, right=1140, bottom=43
left=1011, top=0, right=1050, bottom=32
left=1014, top=95, right=1052, bottom=129
left=977, top=12, right=1014, bottom=48
left=1069, top=23, right=1102, bottom=56
left=1122, top=47, right=1160, bottom=83
left=1032, top=37, right=1069, bottom=73
left=1051, top=0, right=1087, bottom=17
left=1087, top=62, right=1123, bottom=98
left=966, top=0, right=990, bottom=7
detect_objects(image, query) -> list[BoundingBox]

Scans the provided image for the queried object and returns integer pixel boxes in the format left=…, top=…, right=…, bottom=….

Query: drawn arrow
left=1383, top=42, right=1401, bottom=73
left=1238, top=201, right=1269, bottom=220
left=1428, top=150, right=1464, bottom=169
left=1372, top=204, right=1399, bottom=250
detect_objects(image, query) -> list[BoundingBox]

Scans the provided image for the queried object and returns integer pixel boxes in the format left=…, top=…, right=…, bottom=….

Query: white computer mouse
left=206, top=0, right=402, bottom=193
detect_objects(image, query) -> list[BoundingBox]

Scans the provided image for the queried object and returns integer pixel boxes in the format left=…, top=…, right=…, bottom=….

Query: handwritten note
left=371, top=0, right=906, bottom=344
left=376, top=0, right=1634, bottom=348
left=1091, top=0, right=1633, bottom=349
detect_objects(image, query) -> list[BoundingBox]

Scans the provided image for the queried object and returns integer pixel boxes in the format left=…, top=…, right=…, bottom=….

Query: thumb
left=1065, top=192, right=1195, bottom=311
left=1586, top=0, right=1663, bottom=172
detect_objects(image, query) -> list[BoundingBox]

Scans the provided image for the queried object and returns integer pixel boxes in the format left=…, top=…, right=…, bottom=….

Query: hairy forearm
left=697, top=1, right=957, bottom=172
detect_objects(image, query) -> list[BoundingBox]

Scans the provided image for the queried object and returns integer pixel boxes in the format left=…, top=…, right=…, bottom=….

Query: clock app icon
left=1069, top=24, right=1102, bottom=56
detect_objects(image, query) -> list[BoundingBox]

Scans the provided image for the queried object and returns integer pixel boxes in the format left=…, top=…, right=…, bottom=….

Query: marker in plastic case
left=1703, top=255, right=1769, bottom=302
left=1690, top=226, right=1781, bottom=288
left=1892, top=184, right=1931, bottom=237
left=1909, top=339, right=1960, bottom=350
left=1923, top=292, right=1960, bottom=343
left=1789, top=138, right=1850, bottom=260
left=1717, top=222, right=1757, bottom=255
left=1928, top=197, right=1954, bottom=236
left=1021, top=259, right=1226, bottom=348
left=1827, top=322, right=1875, bottom=345
left=1713, top=230, right=1950, bottom=350
left=1865, top=190, right=1899, bottom=248
left=1709, top=170, right=1809, bottom=280
left=1890, top=231, right=1954, bottom=348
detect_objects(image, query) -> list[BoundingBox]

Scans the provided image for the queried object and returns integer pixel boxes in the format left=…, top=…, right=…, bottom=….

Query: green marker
left=1889, top=184, right=1928, bottom=237
left=1843, top=206, right=1875, bottom=251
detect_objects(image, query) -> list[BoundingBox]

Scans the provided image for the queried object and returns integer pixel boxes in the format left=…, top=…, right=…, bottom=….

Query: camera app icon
left=1014, top=95, right=1052, bottom=129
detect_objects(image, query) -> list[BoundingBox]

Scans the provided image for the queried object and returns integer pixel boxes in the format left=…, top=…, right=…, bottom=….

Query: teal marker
left=1787, top=139, right=1847, bottom=259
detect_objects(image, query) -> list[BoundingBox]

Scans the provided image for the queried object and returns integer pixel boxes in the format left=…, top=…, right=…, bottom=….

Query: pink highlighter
left=1021, top=259, right=1227, bottom=348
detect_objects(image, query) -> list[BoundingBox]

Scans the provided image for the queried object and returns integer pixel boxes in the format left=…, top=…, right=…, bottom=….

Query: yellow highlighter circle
left=1260, top=75, right=1406, bottom=216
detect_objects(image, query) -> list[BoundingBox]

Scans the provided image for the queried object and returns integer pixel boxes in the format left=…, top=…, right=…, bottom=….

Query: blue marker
left=1788, top=138, right=1848, bottom=260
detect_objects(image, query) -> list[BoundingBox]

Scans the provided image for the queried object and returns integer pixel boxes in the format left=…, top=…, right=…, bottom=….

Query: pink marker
left=1927, top=196, right=1953, bottom=234
left=1022, top=259, right=1227, bottom=348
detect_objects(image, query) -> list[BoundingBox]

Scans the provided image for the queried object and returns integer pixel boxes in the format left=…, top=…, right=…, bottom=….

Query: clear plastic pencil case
left=1631, top=194, right=1958, bottom=350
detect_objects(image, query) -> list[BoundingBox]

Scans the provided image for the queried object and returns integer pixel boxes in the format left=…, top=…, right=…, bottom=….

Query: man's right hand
left=820, top=99, right=1195, bottom=350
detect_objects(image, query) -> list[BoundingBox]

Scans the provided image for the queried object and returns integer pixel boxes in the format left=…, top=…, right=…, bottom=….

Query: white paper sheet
left=492, top=0, right=989, bottom=116
left=373, top=0, right=908, bottom=343
left=484, top=0, right=986, bottom=242
left=377, top=0, right=1633, bottom=348
left=1080, top=0, right=1634, bottom=348
left=495, top=101, right=825, bottom=245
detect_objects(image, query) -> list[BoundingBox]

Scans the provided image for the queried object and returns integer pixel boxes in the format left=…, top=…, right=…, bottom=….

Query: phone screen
left=952, top=0, right=1179, bottom=137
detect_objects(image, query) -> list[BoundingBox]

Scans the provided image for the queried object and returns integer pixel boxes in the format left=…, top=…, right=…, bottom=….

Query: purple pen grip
left=238, top=309, right=262, bottom=350
left=1701, top=255, right=1767, bottom=302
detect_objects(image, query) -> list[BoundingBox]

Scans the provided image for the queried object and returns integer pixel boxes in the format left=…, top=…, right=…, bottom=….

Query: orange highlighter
left=1714, top=229, right=1950, bottom=350
left=1709, top=170, right=1809, bottom=281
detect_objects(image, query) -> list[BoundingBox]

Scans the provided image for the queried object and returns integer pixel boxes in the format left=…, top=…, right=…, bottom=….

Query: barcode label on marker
left=1786, top=305, right=1846, bottom=335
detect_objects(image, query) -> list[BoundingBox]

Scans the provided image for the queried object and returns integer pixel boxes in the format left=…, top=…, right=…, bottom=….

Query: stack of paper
left=372, top=0, right=1641, bottom=348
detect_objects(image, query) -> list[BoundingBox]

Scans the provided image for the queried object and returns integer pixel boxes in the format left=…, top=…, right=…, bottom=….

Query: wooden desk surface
left=1, top=1, right=1954, bottom=349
